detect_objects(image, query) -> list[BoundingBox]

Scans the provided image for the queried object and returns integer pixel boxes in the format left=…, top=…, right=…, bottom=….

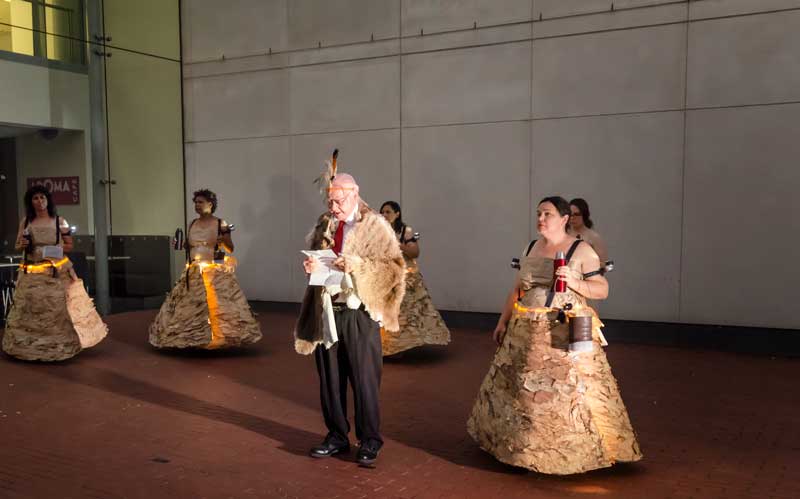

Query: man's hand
left=333, top=254, right=363, bottom=273
left=303, top=257, right=319, bottom=275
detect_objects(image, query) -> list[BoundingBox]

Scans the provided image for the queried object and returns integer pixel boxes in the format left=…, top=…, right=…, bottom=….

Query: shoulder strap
left=565, top=239, right=582, bottom=262
left=214, top=218, right=223, bottom=253
left=185, top=219, right=198, bottom=260
left=185, top=219, right=200, bottom=290
left=525, top=239, right=537, bottom=256
left=21, top=217, right=30, bottom=268
left=186, top=218, right=199, bottom=239
left=55, top=216, right=61, bottom=244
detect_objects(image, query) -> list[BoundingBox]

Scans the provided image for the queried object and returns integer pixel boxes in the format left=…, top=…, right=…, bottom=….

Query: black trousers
left=314, top=308, right=383, bottom=447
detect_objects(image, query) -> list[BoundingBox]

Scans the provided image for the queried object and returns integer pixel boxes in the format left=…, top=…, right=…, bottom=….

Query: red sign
left=27, top=176, right=80, bottom=205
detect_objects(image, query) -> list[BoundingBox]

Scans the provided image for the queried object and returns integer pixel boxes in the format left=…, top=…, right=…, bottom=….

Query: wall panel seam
left=678, top=9, right=690, bottom=322
left=529, top=0, right=535, bottom=244
left=187, top=0, right=795, bottom=66
left=185, top=98, right=800, bottom=145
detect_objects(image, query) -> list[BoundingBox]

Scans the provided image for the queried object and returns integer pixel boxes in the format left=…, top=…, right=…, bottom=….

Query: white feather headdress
left=313, top=148, right=339, bottom=201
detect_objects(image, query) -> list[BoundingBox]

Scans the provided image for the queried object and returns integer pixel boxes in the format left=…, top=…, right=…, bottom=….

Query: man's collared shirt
left=339, top=203, right=359, bottom=248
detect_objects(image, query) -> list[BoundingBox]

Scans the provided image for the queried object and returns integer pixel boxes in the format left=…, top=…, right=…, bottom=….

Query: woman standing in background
left=379, top=201, right=450, bottom=356
left=567, top=198, right=609, bottom=263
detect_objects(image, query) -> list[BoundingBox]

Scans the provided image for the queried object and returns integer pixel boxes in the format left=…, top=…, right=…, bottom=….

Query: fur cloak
left=294, top=202, right=405, bottom=355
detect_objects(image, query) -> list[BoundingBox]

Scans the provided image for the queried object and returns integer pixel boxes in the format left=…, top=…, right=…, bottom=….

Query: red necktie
left=333, top=221, right=345, bottom=255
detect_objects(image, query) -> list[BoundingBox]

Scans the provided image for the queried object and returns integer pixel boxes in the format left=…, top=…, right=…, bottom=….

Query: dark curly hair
left=24, top=185, right=57, bottom=221
left=569, top=198, right=594, bottom=229
left=193, top=188, right=218, bottom=214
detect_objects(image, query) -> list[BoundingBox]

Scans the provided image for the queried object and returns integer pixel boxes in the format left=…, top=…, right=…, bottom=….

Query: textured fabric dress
left=380, top=227, right=450, bottom=356
left=467, top=247, right=642, bottom=475
left=3, top=220, right=107, bottom=361
left=148, top=219, right=261, bottom=349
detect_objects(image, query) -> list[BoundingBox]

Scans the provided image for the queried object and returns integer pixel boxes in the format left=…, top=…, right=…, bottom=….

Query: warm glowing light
left=405, top=265, right=418, bottom=274
left=189, top=256, right=233, bottom=272
left=513, top=302, right=552, bottom=314
left=181, top=257, right=236, bottom=348
left=564, top=484, right=611, bottom=494
left=198, top=262, right=225, bottom=348
left=21, top=257, right=70, bottom=273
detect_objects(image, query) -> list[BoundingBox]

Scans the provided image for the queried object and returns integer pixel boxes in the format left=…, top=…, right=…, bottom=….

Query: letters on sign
left=27, top=176, right=80, bottom=205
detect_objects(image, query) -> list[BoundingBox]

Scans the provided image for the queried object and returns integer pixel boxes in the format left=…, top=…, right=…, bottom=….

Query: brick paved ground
left=0, top=309, right=797, bottom=499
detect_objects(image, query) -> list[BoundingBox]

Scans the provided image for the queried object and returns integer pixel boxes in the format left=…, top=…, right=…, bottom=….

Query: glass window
left=0, top=0, right=34, bottom=56
left=44, top=0, right=85, bottom=65
left=0, top=0, right=85, bottom=65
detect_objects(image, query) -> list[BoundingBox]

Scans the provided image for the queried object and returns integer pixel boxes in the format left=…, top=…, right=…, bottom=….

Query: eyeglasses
left=569, top=213, right=582, bottom=217
left=327, top=189, right=353, bottom=207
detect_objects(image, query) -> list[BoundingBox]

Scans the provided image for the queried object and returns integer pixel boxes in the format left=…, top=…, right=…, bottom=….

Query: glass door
left=96, top=0, right=185, bottom=312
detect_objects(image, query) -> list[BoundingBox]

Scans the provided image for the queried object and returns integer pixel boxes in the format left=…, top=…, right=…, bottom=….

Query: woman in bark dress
left=149, top=189, right=261, bottom=349
left=3, top=186, right=107, bottom=361
left=467, top=196, right=641, bottom=475
left=378, top=201, right=450, bottom=356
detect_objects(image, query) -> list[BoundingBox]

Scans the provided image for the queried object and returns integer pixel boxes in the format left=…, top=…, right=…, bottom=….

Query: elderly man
left=295, top=171, right=405, bottom=467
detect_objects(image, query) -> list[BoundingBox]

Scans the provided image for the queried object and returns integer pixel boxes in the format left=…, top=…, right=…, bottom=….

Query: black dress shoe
left=309, top=440, right=349, bottom=458
left=356, top=442, right=381, bottom=467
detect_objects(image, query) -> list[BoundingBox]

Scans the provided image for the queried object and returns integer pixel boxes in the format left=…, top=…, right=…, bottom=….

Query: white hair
left=331, top=173, right=359, bottom=195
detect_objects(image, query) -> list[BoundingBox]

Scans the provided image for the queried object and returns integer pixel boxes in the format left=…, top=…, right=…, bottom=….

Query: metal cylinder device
left=569, top=314, right=593, bottom=352
left=553, top=251, right=567, bottom=292
left=174, top=228, right=184, bottom=251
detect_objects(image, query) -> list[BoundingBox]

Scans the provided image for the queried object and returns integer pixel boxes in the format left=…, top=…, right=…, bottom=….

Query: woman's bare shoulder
left=575, top=239, right=600, bottom=261
left=576, top=227, right=595, bottom=239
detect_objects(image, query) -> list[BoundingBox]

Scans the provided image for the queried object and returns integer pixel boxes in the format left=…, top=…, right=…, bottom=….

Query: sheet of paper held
left=301, top=249, right=345, bottom=287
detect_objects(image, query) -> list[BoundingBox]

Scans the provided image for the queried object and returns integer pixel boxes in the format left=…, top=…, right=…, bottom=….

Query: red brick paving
left=0, top=309, right=798, bottom=499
